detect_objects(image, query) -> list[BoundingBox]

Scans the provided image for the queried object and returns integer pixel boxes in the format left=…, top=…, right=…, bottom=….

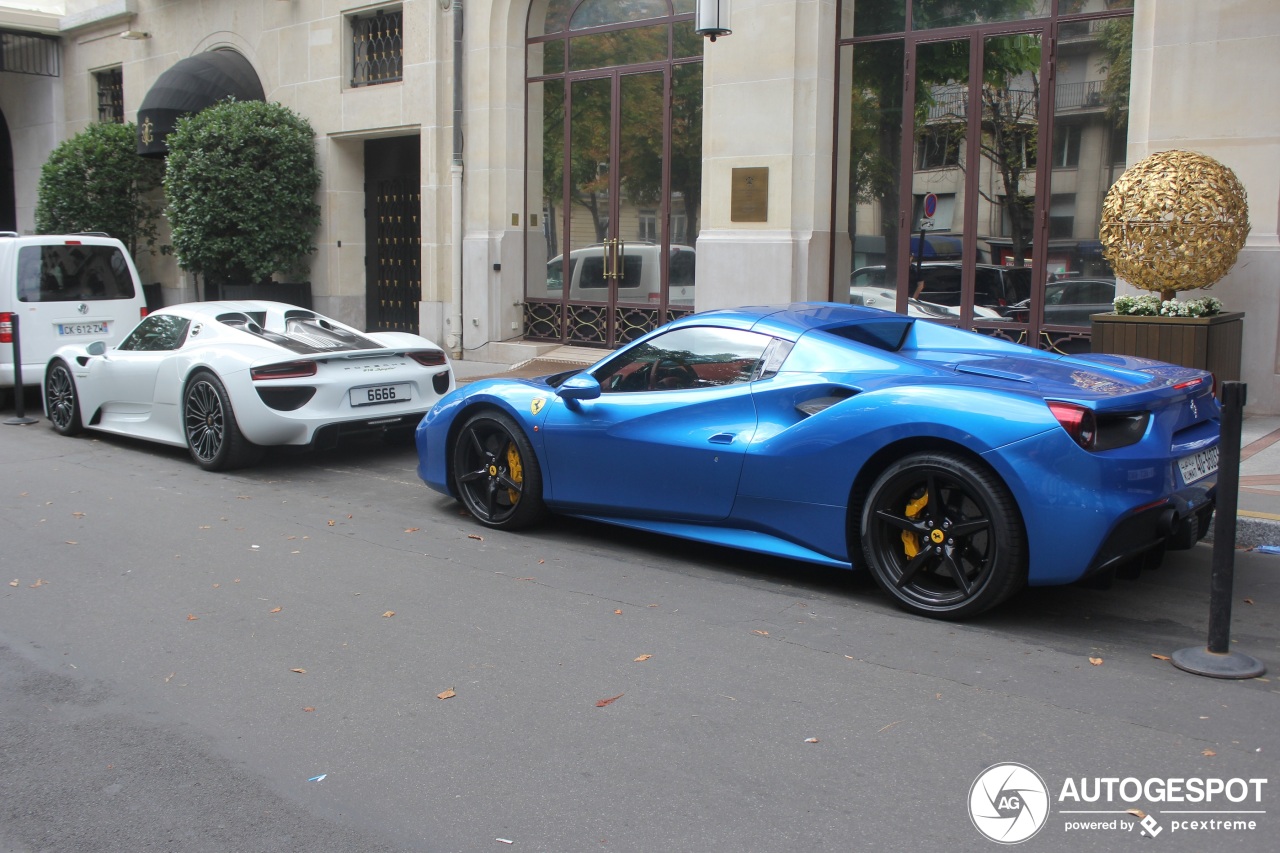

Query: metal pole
left=5, top=313, right=39, bottom=426
left=1172, top=381, right=1265, bottom=678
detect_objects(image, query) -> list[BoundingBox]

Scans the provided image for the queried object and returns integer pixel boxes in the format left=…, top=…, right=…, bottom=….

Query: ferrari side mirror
left=557, top=372, right=601, bottom=401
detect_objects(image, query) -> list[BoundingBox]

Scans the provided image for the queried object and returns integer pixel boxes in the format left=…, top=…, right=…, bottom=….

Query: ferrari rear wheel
left=861, top=452, right=1025, bottom=619
left=452, top=411, right=546, bottom=530
left=184, top=371, right=262, bottom=471
left=45, top=360, right=83, bottom=436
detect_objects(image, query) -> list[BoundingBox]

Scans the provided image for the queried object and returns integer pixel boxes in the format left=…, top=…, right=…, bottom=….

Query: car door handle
left=709, top=433, right=735, bottom=445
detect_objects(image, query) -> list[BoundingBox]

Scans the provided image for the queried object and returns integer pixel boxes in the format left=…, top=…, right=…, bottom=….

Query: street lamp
left=695, top=0, right=731, bottom=42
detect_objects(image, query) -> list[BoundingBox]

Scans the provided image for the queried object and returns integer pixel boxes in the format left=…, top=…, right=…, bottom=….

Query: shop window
left=96, top=67, right=124, bottom=123
left=351, top=7, right=403, bottom=87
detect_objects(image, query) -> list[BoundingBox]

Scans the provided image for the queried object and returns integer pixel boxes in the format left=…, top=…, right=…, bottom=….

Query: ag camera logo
left=969, top=763, right=1050, bottom=844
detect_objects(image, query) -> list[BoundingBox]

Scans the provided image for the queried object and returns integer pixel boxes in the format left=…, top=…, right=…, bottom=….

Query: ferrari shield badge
left=531, top=397, right=546, bottom=415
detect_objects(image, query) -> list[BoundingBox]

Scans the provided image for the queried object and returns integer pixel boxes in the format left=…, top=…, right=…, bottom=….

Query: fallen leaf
left=199, top=525, right=211, bottom=530
left=538, top=559, right=545, bottom=564
left=1151, top=653, right=1172, bottom=661
left=212, top=583, right=220, bottom=589
left=382, top=611, right=395, bottom=618
left=1126, top=808, right=1147, bottom=819
left=186, top=613, right=198, bottom=621
left=614, top=609, right=623, bottom=615
left=804, top=737, right=819, bottom=744
left=1089, top=657, right=1103, bottom=666
left=1202, top=749, right=1216, bottom=757
left=753, top=630, right=769, bottom=636
left=8, top=580, right=18, bottom=587
left=595, top=693, right=624, bottom=708
left=269, top=607, right=282, bottom=614
left=164, top=673, right=175, bottom=683
left=437, top=688, right=456, bottom=700
left=291, top=668, right=307, bottom=674
left=327, top=520, right=336, bottom=526
left=73, top=511, right=85, bottom=518
left=404, top=527, right=420, bottom=533
left=634, top=654, right=652, bottom=662
left=1244, top=598, right=1254, bottom=605
left=467, top=534, right=483, bottom=541
left=303, top=707, right=315, bottom=712
left=65, top=541, right=77, bottom=545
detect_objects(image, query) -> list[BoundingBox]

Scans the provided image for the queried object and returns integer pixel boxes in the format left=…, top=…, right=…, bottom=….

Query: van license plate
left=1178, top=446, right=1219, bottom=484
left=350, top=383, right=410, bottom=407
left=58, top=322, right=108, bottom=336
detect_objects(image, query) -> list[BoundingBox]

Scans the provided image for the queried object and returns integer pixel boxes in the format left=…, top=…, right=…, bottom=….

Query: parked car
left=43, top=300, right=453, bottom=470
left=1006, top=278, right=1116, bottom=327
left=849, top=285, right=1002, bottom=320
left=1, top=232, right=149, bottom=402
left=544, top=243, right=695, bottom=305
left=852, top=262, right=1032, bottom=315
left=415, top=302, right=1219, bottom=620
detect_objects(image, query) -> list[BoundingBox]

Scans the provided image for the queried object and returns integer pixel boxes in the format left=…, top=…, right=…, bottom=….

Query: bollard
left=1172, top=381, right=1265, bottom=678
left=5, top=312, right=39, bottom=426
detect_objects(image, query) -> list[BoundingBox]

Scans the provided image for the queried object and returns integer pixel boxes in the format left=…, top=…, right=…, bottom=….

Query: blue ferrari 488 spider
left=416, top=303, right=1220, bottom=619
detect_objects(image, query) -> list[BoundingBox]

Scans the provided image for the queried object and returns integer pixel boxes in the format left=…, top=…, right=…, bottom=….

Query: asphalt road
left=1, top=416, right=1277, bottom=852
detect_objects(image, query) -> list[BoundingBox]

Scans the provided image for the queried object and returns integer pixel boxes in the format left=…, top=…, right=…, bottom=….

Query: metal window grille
left=351, top=9, right=403, bottom=87
left=96, top=68, right=125, bottom=123
left=0, top=28, right=61, bottom=77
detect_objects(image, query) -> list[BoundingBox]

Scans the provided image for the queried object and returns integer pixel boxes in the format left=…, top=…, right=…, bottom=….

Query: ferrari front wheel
left=861, top=452, right=1026, bottom=619
left=184, top=371, right=262, bottom=471
left=45, top=360, right=83, bottom=436
left=451, top=411, right=546, bottom=530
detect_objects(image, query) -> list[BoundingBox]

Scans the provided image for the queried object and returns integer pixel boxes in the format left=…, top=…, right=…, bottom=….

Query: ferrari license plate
left=350, top=383, right=410, bottom=407
left=58, top=321, right=108, bottom=336
left=1178, top=445, right=1219, bottom=484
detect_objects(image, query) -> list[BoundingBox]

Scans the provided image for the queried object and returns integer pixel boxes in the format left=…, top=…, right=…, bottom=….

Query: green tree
left=35, top=121, right=164, bottom=259
left=162, top=99, right=321, bottom=288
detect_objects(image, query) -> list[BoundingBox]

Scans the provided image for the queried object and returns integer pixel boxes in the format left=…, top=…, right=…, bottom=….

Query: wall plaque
left=731, top=167, right=769, bottom=222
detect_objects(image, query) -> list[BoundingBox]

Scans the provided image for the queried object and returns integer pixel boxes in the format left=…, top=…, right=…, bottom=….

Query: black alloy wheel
left=861, top=451, right=1026, bottom=619
left=451, top=411, right=546, bottom=530
left=45, top=360, right=83, bottom=436
left=183, top=371, right=261, bottom=471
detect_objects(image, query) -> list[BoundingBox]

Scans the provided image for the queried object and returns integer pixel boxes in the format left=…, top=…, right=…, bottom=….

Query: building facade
left=2, top=1, right=1278, bottom=409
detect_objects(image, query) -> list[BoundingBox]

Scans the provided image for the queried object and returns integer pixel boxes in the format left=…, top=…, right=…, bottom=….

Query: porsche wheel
left=184, top=371, right=261, bottom=471
left=451, top=411, right=546, bottom=530
left=861, top=452, right=1025, bottom=619
left=45, top=360, right=83, bottom=436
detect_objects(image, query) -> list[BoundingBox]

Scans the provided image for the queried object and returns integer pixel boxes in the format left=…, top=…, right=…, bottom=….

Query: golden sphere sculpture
left=1099, top=149, right=1250, bottom=302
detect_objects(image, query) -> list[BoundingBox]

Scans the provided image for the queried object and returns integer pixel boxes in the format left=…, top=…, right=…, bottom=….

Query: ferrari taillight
left=1049, top=402, right=1096, bottom=449
left=1048, top=401, right=1149, bottom=452
left=409, top=349, right=447, bottom=367
left=251, top=360, right=318, bottom=380
left=0, top=312, right=11, bottom=344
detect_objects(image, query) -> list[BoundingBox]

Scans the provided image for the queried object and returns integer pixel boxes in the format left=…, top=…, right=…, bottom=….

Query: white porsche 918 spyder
left=42, top=300, right=454, bottom=470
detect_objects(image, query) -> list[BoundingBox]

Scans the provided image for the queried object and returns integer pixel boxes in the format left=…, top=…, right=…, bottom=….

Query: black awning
left=136, top=50, right=264, bottom=156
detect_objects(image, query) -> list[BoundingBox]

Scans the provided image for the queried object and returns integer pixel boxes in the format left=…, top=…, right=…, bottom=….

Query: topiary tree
left=35, top=121, right=165, bottom=258
left=162, top=99, right=321, bottom=292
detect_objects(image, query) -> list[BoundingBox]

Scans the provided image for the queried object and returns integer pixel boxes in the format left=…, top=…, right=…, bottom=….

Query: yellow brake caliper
left=901, top=492, right=928, bottom=558
left=505, top=442, right=524, bottom=504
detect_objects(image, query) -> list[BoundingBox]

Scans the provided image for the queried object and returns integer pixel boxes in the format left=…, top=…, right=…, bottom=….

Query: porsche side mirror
left=87, top=341, right=108, bottom=356
left=557, top=373, right=601, bottom=401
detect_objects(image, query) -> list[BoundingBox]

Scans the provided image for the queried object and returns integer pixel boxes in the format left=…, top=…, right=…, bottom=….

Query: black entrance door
left=364, top=136, right=421, bottom=333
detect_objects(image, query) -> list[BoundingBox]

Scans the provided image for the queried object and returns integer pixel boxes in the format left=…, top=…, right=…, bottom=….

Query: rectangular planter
left=1091, top=311, right=1243, bottom=383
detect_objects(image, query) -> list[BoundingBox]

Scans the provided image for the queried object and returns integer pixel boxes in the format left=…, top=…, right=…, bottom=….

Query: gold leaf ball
left=1099, top=150, right=1250, bottom=295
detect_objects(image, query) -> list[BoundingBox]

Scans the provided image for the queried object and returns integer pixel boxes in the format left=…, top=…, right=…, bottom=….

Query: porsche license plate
left=1178, top=445, right=1219, bottom=484
left=350, top=383, right=410, bottom=407
left=58, top=321, right=108, bottom=336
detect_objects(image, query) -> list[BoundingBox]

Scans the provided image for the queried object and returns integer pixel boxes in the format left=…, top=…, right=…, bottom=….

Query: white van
left=1, top=233, right=149, bottom=400
left=545, top=243, right=695, bottom=306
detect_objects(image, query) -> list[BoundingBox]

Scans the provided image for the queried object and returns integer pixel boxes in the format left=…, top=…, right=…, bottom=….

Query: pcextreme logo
left=969, top=763, right=1270, bottom=844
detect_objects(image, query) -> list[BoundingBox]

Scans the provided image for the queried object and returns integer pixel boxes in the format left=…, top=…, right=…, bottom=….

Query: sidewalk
left=450, top=348, right=1280, bottom=550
